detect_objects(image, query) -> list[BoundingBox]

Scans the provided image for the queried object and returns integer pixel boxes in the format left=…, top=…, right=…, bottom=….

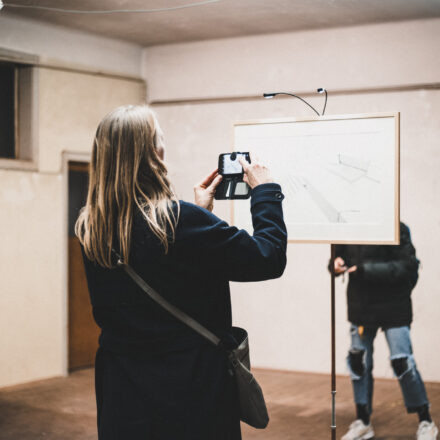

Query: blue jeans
left=348, top=325, right=429, bottom=414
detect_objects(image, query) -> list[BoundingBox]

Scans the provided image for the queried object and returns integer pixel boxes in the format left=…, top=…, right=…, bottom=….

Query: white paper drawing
left=233, top=114, right=399, bottom=244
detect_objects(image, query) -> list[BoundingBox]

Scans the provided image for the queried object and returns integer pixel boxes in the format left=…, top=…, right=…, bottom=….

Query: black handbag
left=113, top=252, right=269, bottom=429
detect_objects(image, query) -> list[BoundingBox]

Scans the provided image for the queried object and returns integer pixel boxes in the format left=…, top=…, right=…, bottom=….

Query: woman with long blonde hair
left=77, top=105, right=287, bottom=440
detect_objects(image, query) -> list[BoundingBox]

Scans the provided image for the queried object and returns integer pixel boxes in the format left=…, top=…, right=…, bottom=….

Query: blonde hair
left=75, top=105, right=179, bottom=268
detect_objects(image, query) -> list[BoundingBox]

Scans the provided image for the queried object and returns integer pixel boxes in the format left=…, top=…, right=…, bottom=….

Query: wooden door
left=68, top=162, right=100, bottom=370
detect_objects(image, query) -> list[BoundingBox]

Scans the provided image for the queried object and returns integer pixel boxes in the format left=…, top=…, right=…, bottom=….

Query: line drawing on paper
left=326, top=153, right=382, bottom=184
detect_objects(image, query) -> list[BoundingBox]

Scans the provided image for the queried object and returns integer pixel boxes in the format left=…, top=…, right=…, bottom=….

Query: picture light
left=263, top=88, right=328, bottom=116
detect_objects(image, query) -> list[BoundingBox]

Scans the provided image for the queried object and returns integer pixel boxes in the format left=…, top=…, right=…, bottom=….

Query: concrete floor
left=0, top=368, right=438, bottom=440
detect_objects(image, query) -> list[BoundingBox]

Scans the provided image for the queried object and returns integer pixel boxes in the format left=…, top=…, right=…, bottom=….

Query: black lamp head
left=317, top=88, right=325, bottom=94
left=263, top=93, right=276, bottom=99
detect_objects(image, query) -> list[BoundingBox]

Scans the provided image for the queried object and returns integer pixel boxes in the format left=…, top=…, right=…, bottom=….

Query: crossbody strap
left=113, top=251, right=221, bottom=347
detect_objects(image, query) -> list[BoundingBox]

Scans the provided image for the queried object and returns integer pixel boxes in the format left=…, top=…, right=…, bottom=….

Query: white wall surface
left=0, top=14, right=142, bottom=77
left=144, top=19, right=440, bottom=381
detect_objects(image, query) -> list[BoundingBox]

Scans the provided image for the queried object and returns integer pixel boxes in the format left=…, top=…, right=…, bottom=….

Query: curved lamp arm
left=263, top=88, right=327, bottom=116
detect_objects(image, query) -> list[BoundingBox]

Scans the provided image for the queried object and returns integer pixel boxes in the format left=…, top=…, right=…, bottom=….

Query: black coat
left=81, top=183, right=287, bottom=440
left=333, top=222, right=419, bottom=328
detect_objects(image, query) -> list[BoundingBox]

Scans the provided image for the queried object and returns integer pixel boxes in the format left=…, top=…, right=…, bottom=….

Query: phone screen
left=215, top=152, right=251, bottom=200
left=222, top=153, right=248, bottom=175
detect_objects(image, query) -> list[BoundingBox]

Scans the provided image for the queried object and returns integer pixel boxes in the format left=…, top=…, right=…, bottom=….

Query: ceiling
left=3, top=0, right=440, bottom=47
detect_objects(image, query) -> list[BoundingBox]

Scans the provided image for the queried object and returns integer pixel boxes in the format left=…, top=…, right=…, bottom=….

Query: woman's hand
left=239, top=153, right=273, bottom=189
left=194, top=169, right=223, bottom=212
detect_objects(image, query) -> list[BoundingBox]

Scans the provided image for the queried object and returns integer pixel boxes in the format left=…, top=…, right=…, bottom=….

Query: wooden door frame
left=61, top=151, right=91, bottom=376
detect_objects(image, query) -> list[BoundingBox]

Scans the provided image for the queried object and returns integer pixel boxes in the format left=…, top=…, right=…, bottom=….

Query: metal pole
left=331, top=244, right=336, bottom=440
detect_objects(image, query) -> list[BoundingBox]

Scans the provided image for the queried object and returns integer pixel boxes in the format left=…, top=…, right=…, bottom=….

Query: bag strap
left=112, top=250, right=222, bottom=347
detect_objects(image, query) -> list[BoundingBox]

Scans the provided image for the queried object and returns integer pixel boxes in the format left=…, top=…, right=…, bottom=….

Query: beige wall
left=0, top=14, right=142, bottom=77
left=0, top=170, right=64, bottom=385
left=38, top=68, right=145, bottom=173
left=0, top=67, right=144, bottom=388
left=145, top=19, right=440, bottom=102
left=144, top=19, right=440, bottom=381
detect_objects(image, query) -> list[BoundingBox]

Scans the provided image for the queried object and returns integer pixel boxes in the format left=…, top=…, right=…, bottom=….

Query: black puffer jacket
left=332, top=222, right=419, bottom=328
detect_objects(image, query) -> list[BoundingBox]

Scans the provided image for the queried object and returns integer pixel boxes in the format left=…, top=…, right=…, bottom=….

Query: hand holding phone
left=238, top=153, right=273, bottom=189
left=194, top=169, right=223, bottom=211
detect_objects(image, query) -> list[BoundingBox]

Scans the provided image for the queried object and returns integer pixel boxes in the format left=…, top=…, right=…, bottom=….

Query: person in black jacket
left=76, top=105, right=287, bottom=440
left=332, top=223, right=438, bottom=440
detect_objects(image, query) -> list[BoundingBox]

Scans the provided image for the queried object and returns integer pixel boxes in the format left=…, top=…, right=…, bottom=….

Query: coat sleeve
left=359, top=224, right=420, bottom=287
left=173, top=183, right=287, bottom=282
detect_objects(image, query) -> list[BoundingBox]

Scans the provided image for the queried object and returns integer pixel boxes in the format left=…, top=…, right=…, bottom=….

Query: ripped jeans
left=348, top=325, right=429, bottom=414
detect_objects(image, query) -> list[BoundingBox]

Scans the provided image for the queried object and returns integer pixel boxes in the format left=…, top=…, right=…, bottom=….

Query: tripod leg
left=331, top=244, right=337, bottom=440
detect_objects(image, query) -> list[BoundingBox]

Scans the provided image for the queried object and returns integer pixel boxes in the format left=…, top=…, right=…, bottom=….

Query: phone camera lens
left=230, top=152, right=237, bottom=161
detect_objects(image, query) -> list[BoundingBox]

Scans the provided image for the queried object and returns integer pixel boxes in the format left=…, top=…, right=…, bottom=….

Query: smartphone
left=215, top=152, right=251, bottom=200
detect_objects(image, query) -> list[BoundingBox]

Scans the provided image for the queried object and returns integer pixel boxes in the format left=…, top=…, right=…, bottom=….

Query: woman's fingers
left=238, top=152, right=272, bottom=189
left=238, top=156, right=250, bottom=172
left=207, top=174, right=223, bottom=191
left=196, top=169, right=218, bottom=189
left=194, top=170, right=222, bottom=212
left=238, top=156, right=250, bottom=184
left=208, top=174, right=223, bottom=192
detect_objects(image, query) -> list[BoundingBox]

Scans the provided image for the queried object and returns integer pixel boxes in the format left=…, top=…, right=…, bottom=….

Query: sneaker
left=342, top=419, right=375, bottom=440
left=417, top=421, right=438, bottom=440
